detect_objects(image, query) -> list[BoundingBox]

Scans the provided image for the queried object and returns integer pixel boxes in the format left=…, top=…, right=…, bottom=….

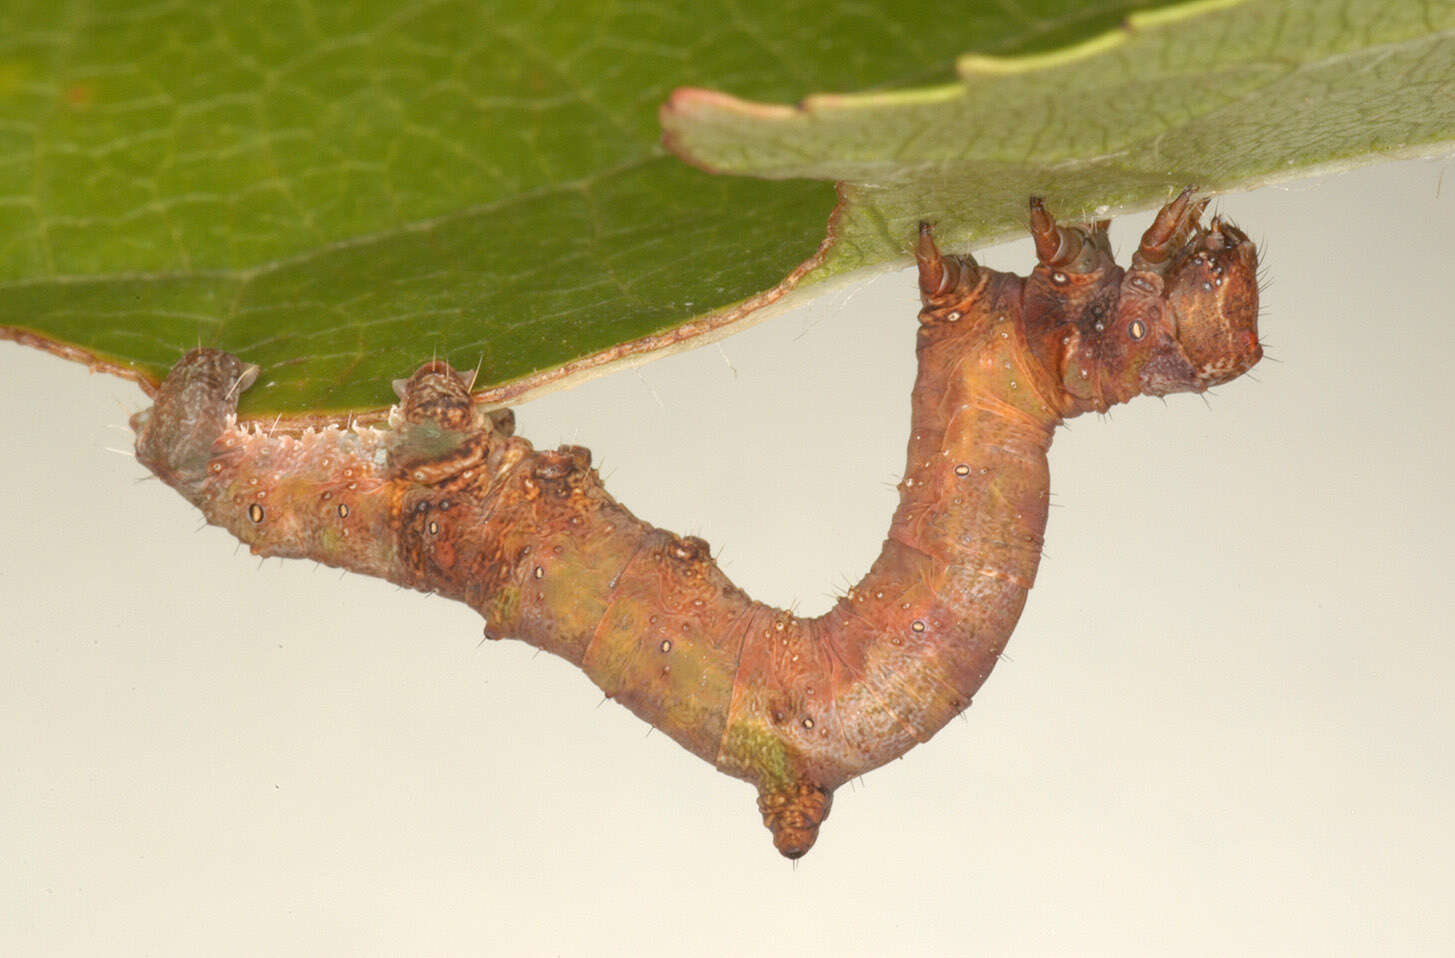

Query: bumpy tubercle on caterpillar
left=132, top=190, right=1261, bottom=858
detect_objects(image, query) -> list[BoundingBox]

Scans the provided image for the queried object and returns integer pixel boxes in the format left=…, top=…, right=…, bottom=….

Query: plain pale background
left=2, top=156, right=1452, bottom=955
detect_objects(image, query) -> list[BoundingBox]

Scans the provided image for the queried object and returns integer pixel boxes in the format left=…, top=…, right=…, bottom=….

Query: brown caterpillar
left=132, top=190, right=1261, bottom=858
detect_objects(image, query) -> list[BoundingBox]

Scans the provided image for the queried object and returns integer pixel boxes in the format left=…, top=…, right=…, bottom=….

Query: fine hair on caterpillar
left=132, top=189, right=1261, bottom=858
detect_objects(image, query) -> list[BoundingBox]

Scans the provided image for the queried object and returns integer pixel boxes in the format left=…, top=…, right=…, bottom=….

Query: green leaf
left=0, top=0, right=1448, bottom=416
left=663, top=0, right=1455, bottom=273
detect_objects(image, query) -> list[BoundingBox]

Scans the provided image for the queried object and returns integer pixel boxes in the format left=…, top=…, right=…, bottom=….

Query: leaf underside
left=0, top=0, right=1450, bottom=417
left=663, top=0, right=1455, bottom=275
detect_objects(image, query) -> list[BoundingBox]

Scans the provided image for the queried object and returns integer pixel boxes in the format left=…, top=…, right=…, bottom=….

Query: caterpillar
left=132, top=189, right=1261, bottom=858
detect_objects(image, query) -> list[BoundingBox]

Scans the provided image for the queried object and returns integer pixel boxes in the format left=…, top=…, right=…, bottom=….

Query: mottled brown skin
left=132, top=192, right=1261, bottom=858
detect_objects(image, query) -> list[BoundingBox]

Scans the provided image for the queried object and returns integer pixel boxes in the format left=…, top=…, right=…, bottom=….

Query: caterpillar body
left=132, top=191, right=1261, bottom=857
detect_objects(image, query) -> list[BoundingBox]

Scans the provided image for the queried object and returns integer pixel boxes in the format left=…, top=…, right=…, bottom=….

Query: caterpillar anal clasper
left=132, top=191, right=1261, bottom=858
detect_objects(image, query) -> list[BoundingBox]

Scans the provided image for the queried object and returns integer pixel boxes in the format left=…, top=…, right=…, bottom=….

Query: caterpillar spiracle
left=132, top=190, right=1262, bottom=858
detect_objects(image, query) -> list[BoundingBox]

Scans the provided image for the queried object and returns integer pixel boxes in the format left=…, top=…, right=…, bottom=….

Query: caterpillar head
left=1047, top=187, right=1262, bottom=407
left=1158, top=218, right=1262, bottom=388
left=1105, top=189, right=1262, bottom=402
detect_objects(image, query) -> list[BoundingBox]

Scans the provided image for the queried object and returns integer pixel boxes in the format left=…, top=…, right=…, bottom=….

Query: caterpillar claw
left=1029, top=196, right=1085, bottom=270
left=915, top=221, right=949, bottom=299
left=1028, top=197, right=1119, bottom=279
left=916, top=220, right=979, bottom=315
left=1133, top=185, right=1200, bottom=271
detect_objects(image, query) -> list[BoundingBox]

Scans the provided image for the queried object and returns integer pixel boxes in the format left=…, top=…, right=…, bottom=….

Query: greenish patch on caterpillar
left=719, top=721, right=801, bottom=792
